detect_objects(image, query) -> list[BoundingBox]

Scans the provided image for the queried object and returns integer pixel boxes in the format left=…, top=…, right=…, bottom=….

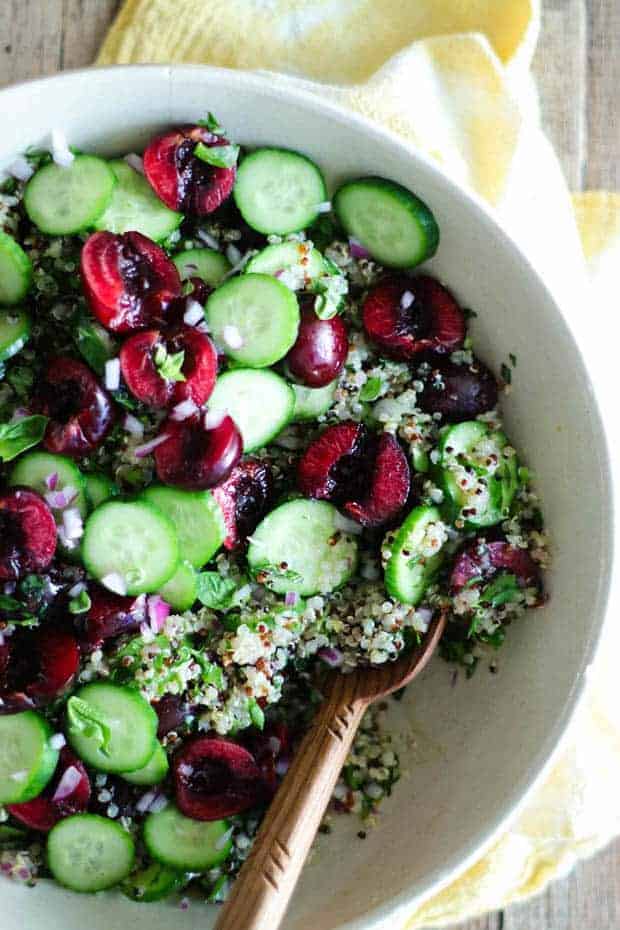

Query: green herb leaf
left=0, top=824, right=28, bottom=849
left=509, top=352, right=517, bottom=367
left=195, top=572, right=239, bottom=611
left=0, top=593, right=22, bottom=612
left=248, top=698, right=265, bottom=730
left=198, top=112, right=225, bottom=134
left=479, top=573, right=520, bottom=609
left=154, top=346, right=186, bottom=383
left=359, top=376, right=382, bottom=402
left=67, top=696, right=113, bottom=756
left=0, top=415, right=48, bottom=462
left=193, top=142, right=240, bottom=169
left=75, top=318, right=117, bottom=375
left=500, top=363, right=512, bottom=384
left=69, top=590, right=92, bottom=614
left=463, top=308, right=478, bottom=320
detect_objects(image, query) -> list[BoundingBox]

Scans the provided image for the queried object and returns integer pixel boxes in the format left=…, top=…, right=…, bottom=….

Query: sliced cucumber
left=333, top=177, right=439, bottom=268
left=122, top=861, right=187, bottom=902
left=173, top=248, right=231, bottom=287
left=10, top=451, right=88, bottom=518
left=47, top=814, right=135, bottom=892
left=206, top=273, right=299, bottom=368
left=248, top=499, right=358, bottom=596
left=95, top=159, right=182, bottom=241
left=208, top=369, right=295, bottom=452
left=122, top=742, right=169, bottom=786
left=82, top=500, right=179, bottom=595
left=245, top=240, right=326, bottom=285
left=66, top=683, right=158, bottom=774
left=0, top=232, right=32, bottom=306
left=158, top=559, right=198, bottom=611
left=74, top=316, right=118, bottom=375
left=494, top=431, right=519, bottom=515
left=436, top=422, right=510, bottom=528
left=141, top=486, right=224, bottom=569
left=24, top=155, right=116, bottom=236
left=85, top=472, right=119, bottom=511
left=143, top=805, right=232, bottom=871
left=234, top=148, right=327, bottom=235
left=0, top=711, right=59, bottom=804
left=384, top=505, right=447, bottom=605
left=291, top=380, right=337, bottom=422
left=0, top=306, right=31, bottom=362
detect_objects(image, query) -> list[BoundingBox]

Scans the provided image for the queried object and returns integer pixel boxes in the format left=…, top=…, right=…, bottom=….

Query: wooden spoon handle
left=214, top=683, right=366, bottom=930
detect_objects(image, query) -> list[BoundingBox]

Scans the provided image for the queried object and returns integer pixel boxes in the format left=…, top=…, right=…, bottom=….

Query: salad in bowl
left=0, top=113, right=548, bottom=904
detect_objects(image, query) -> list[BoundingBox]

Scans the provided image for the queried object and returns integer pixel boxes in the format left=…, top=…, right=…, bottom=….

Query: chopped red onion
left=45, top=490, right=68, bottom=510
left=104, top=358, right=121, bottom=391
left=284, top=591, right=299, bottom=607
left=225, top=244, right=242, bottom=266
left=318, top=646, right=344, bottom=668
left=101, top=572, right=127, bottom=596
left=183, top=299, right=205, bottom=326
left=10, top=407, right=28, bottom=422
left=62, top=507, right=84, bottom=541
left=134, top=433, right=170, bottom=458
left=124, top=152, right=145, bottom=175
left=197, top=229, right=220, bottom=250
left=274, top=268, right=285, bottom=279
left=8, top=156, right=34, bottom=182
left=315, top=200, right=332, bottom=213
left=171, top=398, right=198, bottom=421
left=148, top=793, right=169, bottom=813
left=348, top=237, right=371, bottom=260
left=415, top=607, right=433, bottom=623
left=3, top=581, right=16, bottom=595
left=68, top=581, right=86, bottom=598
left=136, top=790, right=157, bottom=813
left=148, top=595, right=170, bottom=633
left=333, top=512, right=363, bottom=535
left=400, top=290, right=414, bottom=310
left=179, top=898, right=190, bottom=911
left=52, top=765, right=82, bottom=801
left=49, top=732, right=67, bottom=751
left=50, top=129, right=74, bottom=168
left=275, top=756, right=291, bottom=777
left=196, top=321, right=211, bottom=335
left=178, top=762, right=194, bottom=777
left=222, top=324, right=243, bottom=350
left=123, top=413, right=144, bottom=437
left=44, top=471, right=59, bottom=491
left=204, top=408, right=226, bottom=430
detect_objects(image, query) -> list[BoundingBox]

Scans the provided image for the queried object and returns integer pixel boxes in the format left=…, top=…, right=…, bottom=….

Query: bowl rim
left=0, top=63, right=614, bottom=930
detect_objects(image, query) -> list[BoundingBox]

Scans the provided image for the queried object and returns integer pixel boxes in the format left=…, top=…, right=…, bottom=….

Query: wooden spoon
left=214, top=611, right=446, bottom=930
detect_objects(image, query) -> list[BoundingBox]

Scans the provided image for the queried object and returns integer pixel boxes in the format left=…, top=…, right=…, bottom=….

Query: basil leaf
left=67, top=696, right=113, bottom=756
left=193, top=142, right=240, bottom=169
left=75, top=318, right=117, bottom=375
left=360, top=376, right=382, bottom=402
left=0, top=415, right=48, bottom=462
left=69, top=590, right=92, bottom=614
left=198, top=112, right=224, bottom=134
left=154, top=346, right=186, bottom=383
left=195, top=572, right=238, bottom=611
left=248, top=698, right=265, bottom=730
left=0, top=593, right=22, bottom=612
left=480, top=573, right=520, bottom=609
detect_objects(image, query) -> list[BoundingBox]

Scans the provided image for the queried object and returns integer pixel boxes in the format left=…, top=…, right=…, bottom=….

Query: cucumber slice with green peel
left=206, top=273, right=299, bottom=368
left=245, top=241, right=326, bottom=285
left=158, top=560, right=198, bottom=611
left=412, top=446, right=430, bottom=473
left=143, top=805, right=232, bottom=871
left=0, top=231, right=32, bottom=306
left=66, top=683, right=158, bottom=774
left=291, top=380, right=337, bottom=422
left=248, top=499, right=358, bottom=596
left=122, top=861, right=187, bottom=902
left=74, top=316, right=118, bottom=375
left=0, top=711, right=59, bottom=804
left=437, top=420, right=488, bottom=462
left=82, top=500, right=179, bottom=594
left=24, top=155, right=116, bottom=236
left=141, top=486, right=224, bottom=569
left=333, top=177, right=439, bottom=269
left=383, top=505, right=448, bottom=605
left=208, top=369, right=295, bottom=452
left=0, top=307, right=31, bottom=362
left=122, top=742, right=169, bottom=786
left=493, top=431, right=520, bottom=515
left=10, top=451, right=88, bottom=518
left=85, top=472, right=119, bottom=511
left=47, top=814, right=135, bottom=892
left=173, top=248, right=231, bottom=287
left=94, top=159, right=182, bottom=241
left=234, top=148, right=327, bottom=235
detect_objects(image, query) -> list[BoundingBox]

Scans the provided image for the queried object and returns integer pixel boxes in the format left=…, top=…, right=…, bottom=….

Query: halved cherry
left=243, top=722, right=292, bottom=793
left=143, top=126, right=236, bottom=215
left=120, top=324, right=217, bottom=409
left=0, top=627, right=79, bottom=712
left=153, top=694, right=191, bottom=739
left=32, top=357, right=115, bottom=457
left=297, top=421, right=410, bottom=527
left=0, top=488, right=57, bottom=580
left=451, top=540, right=541, bottom=592
left=81, top=231, right=182, bottom=333
left=7, top=748, right=90, bottom=832
left=362, top=274, right=465, bottom=360
left=174, top=737, right=272, bottom=821
left=212, top=458, right=274, bottom=549
left=285, top=302, right=349, bottom=388
left=153, top=413, right=242, bottom=490
left=76, top=585, right=145, bottom=652
left=418, top=355, right=498, bottom=423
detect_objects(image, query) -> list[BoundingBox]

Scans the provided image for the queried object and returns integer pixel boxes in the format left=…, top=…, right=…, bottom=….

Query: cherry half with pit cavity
left=81, top=231, right=182, bottom=333
left=0, top=488, right=57, bottom=581
left=143, top=126, right=236, bottom=216
left=285, top=300, right=349, bottom=388
left=362, top=274, right=465, bottom=360
left=76, top=585, right=146, bottom=652
left=33, top=356, right=115, bottom=457
left=212, top=458, right=274, bottom=549
left=120, top=324, right=218, bottom=409
left=417, top=355, right=498, bottom=423
left=0, top=627, right=80, bottom=713
left=7, top=748, right=90, bottom=832
left=153, top=412, right=242, bottom=490
left=451, top=539, right=541, bottom=593
left=297, top=421, right=410, bottom=527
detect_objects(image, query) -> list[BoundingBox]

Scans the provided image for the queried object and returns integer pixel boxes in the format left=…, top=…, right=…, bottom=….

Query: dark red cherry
left=143, top=126, right=236, bottom=215
left=120, top=325, right=217, bottom=409
left=0, top=627, right=79, bottom=713
left=297, top=421, right=410, bottom=527
left=174, top=737, right=272, bottom=821
left=0, top=488, right=57, bottom=580
left=362, top=274, right=465, bottom=360
left=451, top=540, right=541, bottom=592
left=32, top=357, right=114, bottom=457
left=81, top=231, right=182, bottom=333
left=212, top=459, right=274, bottom=549
left=76, top=585, right=145, bottom=652
left=7, top=748, right=90, bottom=832
left=418, top=356, right=498, bottom=422
left=153, top=413, right=242, bottom=490
left=153, top=694, right=190, bottom=739
left=285, top=302, right=348, bottom=388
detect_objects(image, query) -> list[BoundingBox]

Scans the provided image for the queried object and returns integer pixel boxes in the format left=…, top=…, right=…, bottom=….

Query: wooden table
left=0, top=1, right=618, bottom=927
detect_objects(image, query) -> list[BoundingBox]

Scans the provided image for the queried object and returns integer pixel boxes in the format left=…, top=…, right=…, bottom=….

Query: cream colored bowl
left=0, top=66, right=613, bottom=930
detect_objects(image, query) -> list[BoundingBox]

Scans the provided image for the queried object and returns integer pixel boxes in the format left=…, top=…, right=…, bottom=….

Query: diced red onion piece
left=68, top=581, right=86, bottom=598
left=196, top=321, right=211, bottom=335
left=44, top=471, right=59, bottom=491
left=52, top=765, right=82, bottom=801
left=400, top=290, right=414, bottom=310
left=275, top=756, right=291, bottom=776
left=348, top=237, right=371, bottom=260
left=197, top=229, right=220, bottom=250
left=104, top=358, right=121, bottom=391
left=45, top=490, right=68, bottom=510
left=124, top=152, right=145, bottom=175
left=225, top=244, right=242, bottom=266
left=8, top=156, right=34, bottom=182
left=147, top=595, right=170, bottom=633
left=204, top=408, right=226, bottom=430
left=148, top=793, right=169, bottom=813
left=123, top=413, right=144, bottom=437
left=62, top=507, right=83, bottom=540
left=171, top=398, right=198, bottom=421
left=101, top=572, right=127, bottom=596
left=10, top=407, right=28, bottom=423
left=183, top=299, right=205, bottom=326
left=284, top=591, right=299, bottom=607
left=177, top=762, right=194, bottom=777
left=318, top=646, right=344, bottom=668
left=134, top=433, right=170, bottom=458
left=136, top=790, right=157, bottom=813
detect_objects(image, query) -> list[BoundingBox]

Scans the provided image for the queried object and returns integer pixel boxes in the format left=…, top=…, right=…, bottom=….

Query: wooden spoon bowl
left=215, top=612, right=446, bottom=930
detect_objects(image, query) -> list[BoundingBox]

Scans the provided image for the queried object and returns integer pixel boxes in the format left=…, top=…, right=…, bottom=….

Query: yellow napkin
left=98, top=2, right=619, bottom=925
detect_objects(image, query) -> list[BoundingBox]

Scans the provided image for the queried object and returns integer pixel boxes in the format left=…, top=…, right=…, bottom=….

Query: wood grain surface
left=0, top=2, right=618, bottom=928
